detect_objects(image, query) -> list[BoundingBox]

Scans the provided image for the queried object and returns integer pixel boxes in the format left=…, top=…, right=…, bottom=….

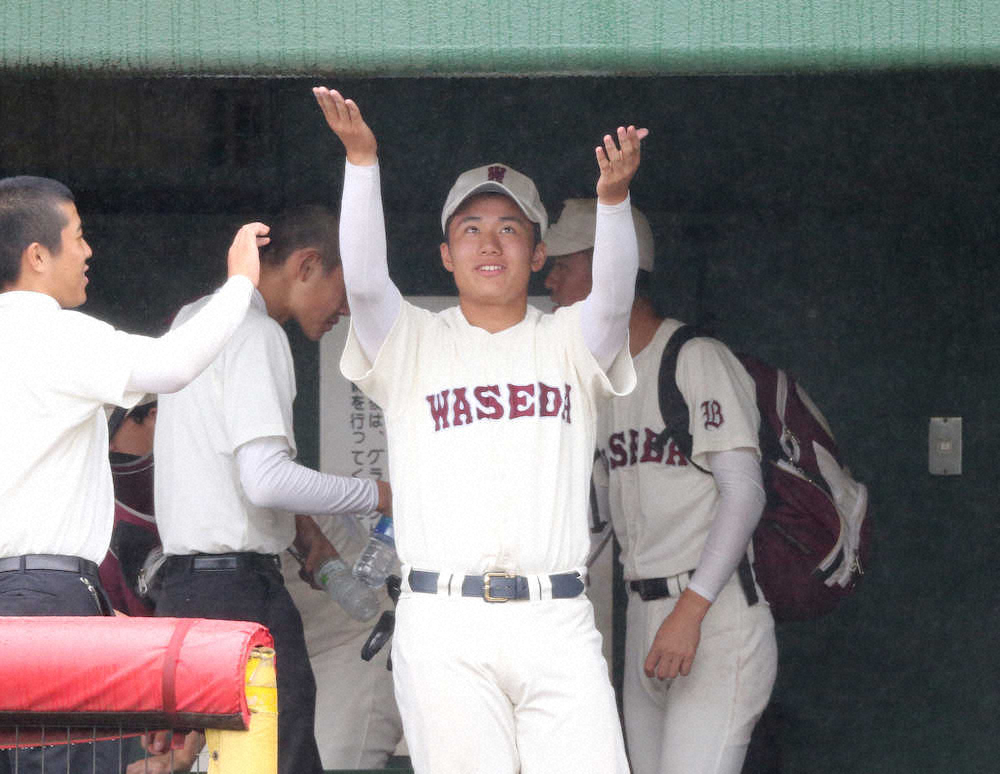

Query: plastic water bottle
left=316, top=557, right=379, bottom=621
left=353, top=515, right=396, bottom=588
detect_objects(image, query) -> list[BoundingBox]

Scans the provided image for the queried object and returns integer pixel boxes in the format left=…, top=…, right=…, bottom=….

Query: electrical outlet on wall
left=928, top=417, right=962, bottom=475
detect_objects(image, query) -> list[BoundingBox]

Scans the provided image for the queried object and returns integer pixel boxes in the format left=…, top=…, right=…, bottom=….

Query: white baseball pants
left=623, top=576, right=777, bottom=774
left=392, top=591, right=630, bottom=774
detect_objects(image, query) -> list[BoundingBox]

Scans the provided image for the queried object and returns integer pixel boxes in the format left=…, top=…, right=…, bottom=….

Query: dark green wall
left=2, top=72, right=997, bottom=772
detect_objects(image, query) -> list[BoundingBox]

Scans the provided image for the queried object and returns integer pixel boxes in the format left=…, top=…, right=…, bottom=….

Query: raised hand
left=313, top=86, right=378, bottom=166
left=595, top=125, right=649, bottom=206
left=226, top=222, right=269, bottom=288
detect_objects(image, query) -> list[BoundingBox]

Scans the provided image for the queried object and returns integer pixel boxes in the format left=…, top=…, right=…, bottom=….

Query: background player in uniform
left=281, top=514, right=406, bottom=770
left=544, top=198, right=778, bottom=774
left=101, top=395, right=159, bottom=616
left=0, top=175, right=264, bottom=774
left=314, top=85, right=645, bottom=774
left=153, top=204, right=390, bottom=774
left=547, top=198, right=658, bottom=675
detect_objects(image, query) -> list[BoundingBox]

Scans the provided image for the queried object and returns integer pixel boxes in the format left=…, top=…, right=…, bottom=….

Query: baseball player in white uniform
left=313, top=86, right=646, bottom=774
left=545, top=198, right=778, bottom=774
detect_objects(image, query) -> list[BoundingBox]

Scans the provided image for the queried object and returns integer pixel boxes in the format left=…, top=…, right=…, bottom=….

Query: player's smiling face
left=440, top=193, right=546, bottom=311
left=43, top=202, right=93, bottom=309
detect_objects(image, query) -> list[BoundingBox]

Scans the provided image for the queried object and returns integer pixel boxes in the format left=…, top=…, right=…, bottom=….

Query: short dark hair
left=129, top=401, right=157, bottom=425
left=107, top=400, right=157, bottom=441
left=0, top=176, right=75, bottom=288
left=635, top=268, right=654, bottom=300
left=259, top=204, right=340, bottom=273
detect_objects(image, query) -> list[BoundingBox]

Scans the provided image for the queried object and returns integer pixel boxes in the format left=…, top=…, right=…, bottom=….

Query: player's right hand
left=644, top=588, right=709, bottom=679
left=313, top=87, right=378, bottom=166
left=226, top=222, right=269, bottom=288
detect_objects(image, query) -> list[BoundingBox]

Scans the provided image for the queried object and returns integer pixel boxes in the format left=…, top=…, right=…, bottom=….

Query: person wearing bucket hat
left=543, top=200, right=778, bottom=774
left=314, top=85, right=646, bottom=774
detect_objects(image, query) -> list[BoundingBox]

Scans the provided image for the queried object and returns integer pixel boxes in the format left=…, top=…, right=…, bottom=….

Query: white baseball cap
left=441, top=163, right=548, bottom=237
left=545, top=198, right=655, bottom=272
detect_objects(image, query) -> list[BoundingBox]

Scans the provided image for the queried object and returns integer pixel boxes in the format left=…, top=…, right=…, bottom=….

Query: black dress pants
left=0, top=562, right=124, bottom=774
left=155, top=553, right=324, bottom=774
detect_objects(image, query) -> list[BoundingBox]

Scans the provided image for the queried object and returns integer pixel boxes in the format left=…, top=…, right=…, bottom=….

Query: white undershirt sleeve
left=340, top=161, right=403, bottom=364
left=125, top=275, right=254, bottom=395
left=235, top=435, right=379, bottom=516
left=687, top=448, right=766, bottom=603
left=580, top=196, right=639, bottom=371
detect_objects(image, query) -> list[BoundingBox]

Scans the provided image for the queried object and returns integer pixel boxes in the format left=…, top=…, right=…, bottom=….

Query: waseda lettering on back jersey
left=605, top=427, right=690, bottom=469
left=426, top=382, right=572, bottom=431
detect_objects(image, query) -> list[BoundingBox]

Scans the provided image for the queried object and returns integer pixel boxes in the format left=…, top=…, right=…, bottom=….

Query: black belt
left=164, top=553, right=281, bottom=573
left=408, top=569, right=584, bottom=602
left=629, top=557, right=759, bottom=607
left=629, top=570, right=695, bottom=601
left=0, top=554, right=100, bottom=576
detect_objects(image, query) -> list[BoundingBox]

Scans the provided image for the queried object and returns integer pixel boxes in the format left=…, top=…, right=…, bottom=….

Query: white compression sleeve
left=687, top=448, right=766, bottom=603
left=340, top=161, right=402, bottom=364
left=126, top=275, right=254, bottom=394
left=235, top=436, right=379, bottom=515
left=580, top=196, right=639, bottom=371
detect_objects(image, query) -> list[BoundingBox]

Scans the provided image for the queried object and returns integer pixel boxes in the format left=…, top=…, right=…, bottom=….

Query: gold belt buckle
left=483, top=571, right=514, bottom=603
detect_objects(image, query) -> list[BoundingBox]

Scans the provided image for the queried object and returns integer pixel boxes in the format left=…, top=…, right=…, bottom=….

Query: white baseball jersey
left=597, top=319, right=760, bottom=581
left=155, top=289, right=298, bottom=555
left=341, top=299, right=635, bottom=576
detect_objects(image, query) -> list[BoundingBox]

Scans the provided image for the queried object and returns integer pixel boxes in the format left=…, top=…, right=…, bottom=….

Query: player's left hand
left=595, top=125, right=649, bottom=206
left=643, top=588, right=710, bottom=680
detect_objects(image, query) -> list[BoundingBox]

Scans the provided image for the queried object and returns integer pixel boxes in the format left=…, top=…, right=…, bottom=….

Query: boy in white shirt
left=154, top=204, right=390, bottom=774
left=0, top=174, right=264, bottom=773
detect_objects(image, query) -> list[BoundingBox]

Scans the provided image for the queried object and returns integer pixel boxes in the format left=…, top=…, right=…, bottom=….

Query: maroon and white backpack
left=655, top=325, right=871, bottom=623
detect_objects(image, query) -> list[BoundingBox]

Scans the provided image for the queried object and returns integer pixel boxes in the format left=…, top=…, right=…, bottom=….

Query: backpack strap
left=655, top=323, right=760, bottom=608
left=654, top=324, right=704, bottom=468
left=773, top=368, right=802, bottom=465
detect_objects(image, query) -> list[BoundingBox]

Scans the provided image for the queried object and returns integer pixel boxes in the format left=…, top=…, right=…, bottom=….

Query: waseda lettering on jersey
left=607, top=428, right=689, bottom=469
left=426, top=382, right=572, bottom=431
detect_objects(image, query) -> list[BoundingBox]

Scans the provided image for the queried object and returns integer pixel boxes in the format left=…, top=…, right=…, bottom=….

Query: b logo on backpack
left=654, top=326, right=871, bottom=623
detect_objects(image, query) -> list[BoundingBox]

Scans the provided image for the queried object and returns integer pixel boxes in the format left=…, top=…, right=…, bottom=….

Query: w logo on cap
left=487, top=166, right=507, bottom=183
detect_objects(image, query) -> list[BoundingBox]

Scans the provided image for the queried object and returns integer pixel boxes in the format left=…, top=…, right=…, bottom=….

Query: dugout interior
left=1, top=71, right=997, bottom=773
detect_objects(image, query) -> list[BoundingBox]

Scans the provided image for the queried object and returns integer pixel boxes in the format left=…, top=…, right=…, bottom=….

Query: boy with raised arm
left=314, top=87, right=646, bottom=774
left=0, top=174, right=264, bottom=774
